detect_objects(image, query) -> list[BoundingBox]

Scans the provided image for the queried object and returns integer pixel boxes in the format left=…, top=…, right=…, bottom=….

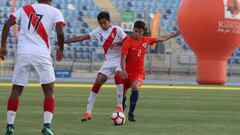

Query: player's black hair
left=97, top=11, right=111, bottom=22
left=134, top=20, right=146, bottom=30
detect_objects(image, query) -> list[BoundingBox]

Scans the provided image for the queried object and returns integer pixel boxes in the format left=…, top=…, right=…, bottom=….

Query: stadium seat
left=1, top=0, right=238, bottom=64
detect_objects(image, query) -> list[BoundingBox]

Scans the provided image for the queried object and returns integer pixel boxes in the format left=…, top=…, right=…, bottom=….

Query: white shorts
left=98, top=58, right=121, bottom=78
left=12, top=55, right=55, bottom=86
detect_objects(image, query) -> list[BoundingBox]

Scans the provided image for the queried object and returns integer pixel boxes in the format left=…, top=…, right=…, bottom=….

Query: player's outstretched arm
left=64, top=34, right=90, bottom=44
left=55, top=23, right=65, bottom=61
left=155, top=31, right=181, bottom=43
left=121, top=55, right=128, bottom=79
left=0, top=18, right=16, bottom=60
left=55, top=34, right=90, bottom=46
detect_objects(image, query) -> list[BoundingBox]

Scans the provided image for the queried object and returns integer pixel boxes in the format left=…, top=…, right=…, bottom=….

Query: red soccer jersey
left=121, top=36, right=156, bottom=74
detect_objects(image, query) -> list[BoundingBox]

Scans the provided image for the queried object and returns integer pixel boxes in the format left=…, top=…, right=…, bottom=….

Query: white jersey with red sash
left=88, top=25, right=127, bottom=61
left=10, top=3, right=65, bottom=58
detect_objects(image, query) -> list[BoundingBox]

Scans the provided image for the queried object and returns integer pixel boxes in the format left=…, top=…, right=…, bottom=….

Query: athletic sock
left=115, top=74, right=124, bottom=108
left=129, top=90, right=139, bottom=116
left=86, top=91, right=98, bottom=113
left=122, top=96, right=127, bottom=111
left=116, top=84, right=124, bottom=107
left=7, top=98, right=19, bottom=125
left=43, top=97, right=54, bottom=124
left=86, top=83, right=101, bottom=113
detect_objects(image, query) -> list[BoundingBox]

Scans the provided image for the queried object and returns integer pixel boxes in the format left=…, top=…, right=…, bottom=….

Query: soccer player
left=0, top=0, right=65, bottom=134
left=121, top=20, right=180, bottom=122
left=58, top=11, right=128, bottom=121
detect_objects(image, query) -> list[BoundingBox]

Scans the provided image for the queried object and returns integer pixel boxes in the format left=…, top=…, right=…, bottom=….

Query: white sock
left=86, top=91, right=98, bottom=113
left=44, top=111, right=53, bottom=124
left=116, top=84, right=124, bottom=107
left=7, top=111, right=16, bottom=125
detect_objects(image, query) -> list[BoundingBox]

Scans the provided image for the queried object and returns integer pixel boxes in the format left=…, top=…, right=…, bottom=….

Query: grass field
left=0, top=83, right=240, bottom=135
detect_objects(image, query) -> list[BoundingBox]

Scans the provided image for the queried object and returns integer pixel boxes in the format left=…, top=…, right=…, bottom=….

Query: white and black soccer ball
left=111, top=112, right=126, bottom=125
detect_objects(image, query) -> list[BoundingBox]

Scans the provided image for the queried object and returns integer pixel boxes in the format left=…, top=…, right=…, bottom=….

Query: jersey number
left=137, top=49, right=142, bottom=57
left=28, top=13, right=43, bottom=31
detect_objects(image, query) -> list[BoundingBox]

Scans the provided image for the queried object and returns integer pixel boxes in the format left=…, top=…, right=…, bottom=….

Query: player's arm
left=64, top=34, right=90, bottom=44
left=0, top=18, right=16, bottom=60
left=155, top=31, right=181, bottom=43
left=121, top=38, right=130, bottom=78
left=110, top=27, right=128, bottom=49
left=121, top=55, right=128, bottom=79
left=55, top=23, right=65, bottom=61
left=110, top=41, right=124, bottom=49
left=116, top=27, right=128, bottom=47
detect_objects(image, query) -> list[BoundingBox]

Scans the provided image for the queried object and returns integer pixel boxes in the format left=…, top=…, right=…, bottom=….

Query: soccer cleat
left=41, top=126, right=54, bottom=135
left=5, top=125, right=14, bottom=135
left=128, top=114, right=136, bottom=122
left=117, top=105, right=123, bottom=112
left=81, top=112, right=92, bottom=122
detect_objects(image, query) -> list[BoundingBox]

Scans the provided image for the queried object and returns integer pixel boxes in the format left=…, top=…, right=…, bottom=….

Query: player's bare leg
left=41, top=82, right=55, bottom=135
left=122, top=79, right=131, bottom=112
left=114, top=71, right=124, bottom=112
left=5, top=85, right=24, bottom=135
left=81, top=73, right=107, bottom=121
left=128, top=80, right=141, bottom=122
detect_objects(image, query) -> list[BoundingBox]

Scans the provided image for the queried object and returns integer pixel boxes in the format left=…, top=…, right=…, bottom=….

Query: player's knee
left=96, top=73, right=108, bottom=84
left=114, top=74, right=123, bottom=84
left=132, top=85, right=139, bottom=91
left=11, top=85, right=24, bottom=98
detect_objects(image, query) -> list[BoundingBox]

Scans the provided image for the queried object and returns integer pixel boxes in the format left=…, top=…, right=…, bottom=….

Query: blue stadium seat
left=82, top=22, right=89, bottom=28
left=127, top=2, right=133, bottom=7
left=165, top=9, right=172, bottom=15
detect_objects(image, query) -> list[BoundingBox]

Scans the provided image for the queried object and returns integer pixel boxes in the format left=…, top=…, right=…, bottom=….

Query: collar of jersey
left=131, top=36, right=144, bottom=41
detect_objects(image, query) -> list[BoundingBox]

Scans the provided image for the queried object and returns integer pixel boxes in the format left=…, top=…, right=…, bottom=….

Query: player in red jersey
left=0, top=0, right=65, bottom=134
left=121, top=20, right=180, bottom=121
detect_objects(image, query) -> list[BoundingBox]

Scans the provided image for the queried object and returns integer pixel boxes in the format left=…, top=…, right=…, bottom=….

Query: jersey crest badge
left=142, top=43, right=147, bottom=48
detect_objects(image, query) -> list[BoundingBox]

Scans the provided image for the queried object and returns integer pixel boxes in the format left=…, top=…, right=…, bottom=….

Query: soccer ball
left=111, top=112, right=126, bottom=125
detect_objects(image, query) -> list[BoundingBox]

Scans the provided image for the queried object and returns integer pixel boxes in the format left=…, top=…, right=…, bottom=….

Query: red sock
left=7, top=98, right=19, bottom=112
left=44, top=97, right=54, bottom=113
left=91, top=84, right=101, bottom=93
left=114, top=74, right=123, bottom=85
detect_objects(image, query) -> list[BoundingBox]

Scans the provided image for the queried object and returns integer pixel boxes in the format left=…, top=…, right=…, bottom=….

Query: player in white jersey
left=0, top=0, right=65, bottom=135
left=57, top=11, right=128, bottom=121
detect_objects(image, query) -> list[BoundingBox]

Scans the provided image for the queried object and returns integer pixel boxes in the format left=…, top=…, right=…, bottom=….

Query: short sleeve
left=145, top=37, right=156, bottom=45
left=88, top=28, right=99, bottom=41
left=121, top=39, right=131, bottom=55
left=54, top=9, right=65, bottom=25
left=117, top=26, right=128, bottom=41
left=10, top=7, right=23, bottom=23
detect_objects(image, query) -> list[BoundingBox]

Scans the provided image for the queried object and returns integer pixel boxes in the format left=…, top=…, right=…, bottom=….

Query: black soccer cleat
left=128, top=114, right=136, bottom=122
left=5, top=125, right=14, bottom=135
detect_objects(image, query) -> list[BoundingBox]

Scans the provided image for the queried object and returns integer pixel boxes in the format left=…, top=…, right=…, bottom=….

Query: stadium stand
left=0, top=0, right=239, bottom=79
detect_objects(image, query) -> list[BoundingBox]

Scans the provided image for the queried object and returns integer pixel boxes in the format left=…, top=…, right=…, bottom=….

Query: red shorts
left=123, top=73, right=144, bottom=90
